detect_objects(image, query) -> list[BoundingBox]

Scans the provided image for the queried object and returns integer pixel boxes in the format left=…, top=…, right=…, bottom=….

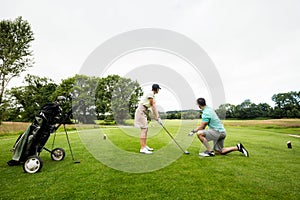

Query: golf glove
left=188, top=129, right=196, bottom=136
left=157, top=118, right=163, bottom=125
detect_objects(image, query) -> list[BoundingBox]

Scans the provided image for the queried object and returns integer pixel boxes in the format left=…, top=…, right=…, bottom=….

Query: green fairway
left=1, top=120, right=300, bottom=199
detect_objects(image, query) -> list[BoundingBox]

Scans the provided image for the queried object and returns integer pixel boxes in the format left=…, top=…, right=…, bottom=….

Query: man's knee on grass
left=214, top=150, right=223, bottom=155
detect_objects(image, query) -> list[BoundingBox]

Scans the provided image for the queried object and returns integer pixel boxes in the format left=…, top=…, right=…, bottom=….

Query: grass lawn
left=0, top=119, right=300, bottom=199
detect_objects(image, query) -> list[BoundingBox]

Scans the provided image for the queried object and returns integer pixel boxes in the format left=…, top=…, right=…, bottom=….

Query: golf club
left=160, top=123, right=190, bottom=155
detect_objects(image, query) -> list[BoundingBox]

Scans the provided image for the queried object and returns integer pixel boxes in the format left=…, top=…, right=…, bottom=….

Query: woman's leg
left=140, top=128, right=148, bottom=149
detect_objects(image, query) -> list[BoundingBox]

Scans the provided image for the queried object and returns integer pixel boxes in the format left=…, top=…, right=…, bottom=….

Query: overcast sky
left=1, top=0, right=299, bottom=110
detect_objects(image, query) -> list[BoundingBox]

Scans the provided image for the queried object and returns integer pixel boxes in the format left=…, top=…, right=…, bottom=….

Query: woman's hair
left=197, top=98, right=206, bottom=106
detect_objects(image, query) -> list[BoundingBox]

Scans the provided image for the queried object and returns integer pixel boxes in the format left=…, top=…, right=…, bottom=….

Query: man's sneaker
left=140, top=147, right=153, bottom=154
left=237, top=143, right=249, bottom=157
left=145, top=146, right=154, bottom=151
left=199, top=150, right=215, bottom=157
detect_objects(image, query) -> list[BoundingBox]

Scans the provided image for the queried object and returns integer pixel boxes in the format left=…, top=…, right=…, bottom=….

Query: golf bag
left=7, top=99, right=72, bottom=173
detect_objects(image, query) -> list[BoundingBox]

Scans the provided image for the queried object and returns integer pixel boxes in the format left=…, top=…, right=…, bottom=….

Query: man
left=134, top=84, right=162, bottom=154
left=189, top=98, right=249, bottom=157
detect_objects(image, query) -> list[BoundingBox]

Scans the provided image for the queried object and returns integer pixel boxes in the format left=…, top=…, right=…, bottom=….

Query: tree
left=95, top=75, right=120, bottom=119
left=235, top=99, right=261, bottom=119
left=5, top=75, right=57, bottom=121
left=257, top=103, right=272, bottom=118
left=166, top=111, right=182, bottom=119
left=52, top=76, right=76, bottom=123
left=111, top=77, right=143, bottom=124
left=0, top=17, right=34, bottom=121
left=71, top=74, right=99, bottom=124
left=215, top=103, right=236, bottom=119
left=272, top=91, right=300, bottom=118
left=181, top=110, right=201, bottom=119
left=95, top=75, right=143, bottom=124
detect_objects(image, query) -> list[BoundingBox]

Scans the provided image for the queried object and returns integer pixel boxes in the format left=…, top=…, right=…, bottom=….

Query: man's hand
left=188, top=129, right=196, bottom=136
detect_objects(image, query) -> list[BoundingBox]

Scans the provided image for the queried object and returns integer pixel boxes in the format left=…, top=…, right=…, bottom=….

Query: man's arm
left=193, top=121, right=208, bottom=132
left=188, top=121, right=208, bottom=136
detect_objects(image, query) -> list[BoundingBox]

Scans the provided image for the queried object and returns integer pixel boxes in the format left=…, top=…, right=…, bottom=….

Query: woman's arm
left=149, top=98, right=159, bottom=120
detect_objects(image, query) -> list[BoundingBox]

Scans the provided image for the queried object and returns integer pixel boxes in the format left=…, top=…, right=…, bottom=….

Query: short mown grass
left=0, top=119, right=299, bottom=199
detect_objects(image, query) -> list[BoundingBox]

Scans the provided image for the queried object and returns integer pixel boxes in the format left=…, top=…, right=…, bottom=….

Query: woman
left=134, top=84, right=162, bottom=154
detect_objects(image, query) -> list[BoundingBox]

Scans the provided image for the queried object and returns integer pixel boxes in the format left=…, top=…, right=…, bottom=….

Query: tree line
left=1, top=73, right=299, bottom=123
left=215, top=92, right=300, bottom=119
left=159, top=91, right=300, bottom=120
left=1, top=74, right=143, bottom=124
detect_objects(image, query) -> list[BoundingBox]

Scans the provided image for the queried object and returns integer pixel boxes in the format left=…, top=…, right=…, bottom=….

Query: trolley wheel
left=51, top=148, right=65, bottom=161
left=23, top=155, right=43, bottom=174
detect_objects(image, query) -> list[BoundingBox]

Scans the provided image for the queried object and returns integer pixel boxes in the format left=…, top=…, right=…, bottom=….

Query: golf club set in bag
left=7, top=96, right=80, bottom=174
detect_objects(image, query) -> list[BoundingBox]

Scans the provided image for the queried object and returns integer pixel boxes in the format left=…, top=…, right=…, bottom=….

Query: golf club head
left=74, top=161, right=80, bottom=164
left=184, top=151, right=190, bottom=155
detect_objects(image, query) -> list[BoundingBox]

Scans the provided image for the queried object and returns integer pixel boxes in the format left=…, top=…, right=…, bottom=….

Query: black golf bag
left=7, top=102, right=69, bottom=173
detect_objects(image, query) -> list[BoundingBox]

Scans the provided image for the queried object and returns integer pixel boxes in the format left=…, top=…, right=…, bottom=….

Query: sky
left=1, top=0, right=300, bottom=111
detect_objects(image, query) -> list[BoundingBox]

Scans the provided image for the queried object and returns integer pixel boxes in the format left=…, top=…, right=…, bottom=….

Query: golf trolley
left=7, top=98, right=78, bottom=174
